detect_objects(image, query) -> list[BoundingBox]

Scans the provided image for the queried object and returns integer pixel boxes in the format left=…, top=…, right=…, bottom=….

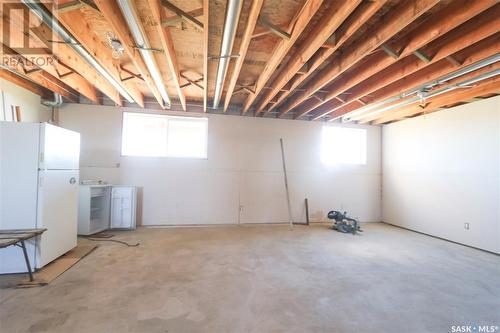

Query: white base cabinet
left=78, top=185, right=137, bottom=235
left=110, top=186, right=137, bottom=230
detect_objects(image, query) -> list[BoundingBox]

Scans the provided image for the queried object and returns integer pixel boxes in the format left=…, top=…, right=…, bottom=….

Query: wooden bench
left=0, top=229, right=47, bottom=281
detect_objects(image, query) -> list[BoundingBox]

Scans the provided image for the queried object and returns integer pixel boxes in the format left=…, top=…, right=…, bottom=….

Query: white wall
left=382, top=96, right=500, bottom=254
left=59, top=104, right=382, bottom=226
left=0, top=79, right=50, bottom=122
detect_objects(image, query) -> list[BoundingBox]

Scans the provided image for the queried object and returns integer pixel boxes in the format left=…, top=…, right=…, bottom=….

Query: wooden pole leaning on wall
left=280, top=138, right=293, bottom=230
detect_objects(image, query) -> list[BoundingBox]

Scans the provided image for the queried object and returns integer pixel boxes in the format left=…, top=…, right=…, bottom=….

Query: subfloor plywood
left=18, top=244, right=97, bottom=287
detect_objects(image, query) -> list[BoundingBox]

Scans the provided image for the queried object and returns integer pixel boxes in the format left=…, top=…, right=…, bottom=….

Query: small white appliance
left=78, top=185, right=111, bottom=235
left=78, top=185, right=137, bottom=235
left=0, top=122, right=80, bottom=273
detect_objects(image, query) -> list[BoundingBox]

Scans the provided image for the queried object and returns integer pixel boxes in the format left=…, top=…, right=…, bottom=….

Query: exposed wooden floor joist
left=0, top=0, right=497, bottom=124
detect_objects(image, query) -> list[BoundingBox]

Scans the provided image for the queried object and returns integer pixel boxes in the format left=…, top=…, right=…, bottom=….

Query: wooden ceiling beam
left=315, top=36, right=500, bottom=122
left=267, top=0, right=386, bottom=115
left=94, top=0, right=165, bottom=108
left=57, top=0, right=99, bottom=14
left=257, top=17, right=291, bottom=40
left=278, top=0, right=441, bottom=118
left=119, top=65, right=143, bottom=82
left=254, top=0, right=362, bottom=116
left=361, top=60, right=500, bottom=124
left=57, top=1, right=85, bottom=13
left=223, top=0, right=264, bottom=113
left=180, top=73, right=204, bottom=91
left=1, top=53, right=80, bottom=103
left=314, top=7, right=500, bottom=121
left=1, top=13, right=99, bottom=103
left=53, top=6, right=145, bottom=107
left=27, top=22, right=121, bottom=105
left=180, top=75, right=203, bottom=89
left=160, top=0, right=203, bottom=30
left=413, top=49, right=432, bottom=63
left=148, top=0, right=186, bottom=111
left=4, top=5, right=117, bottom=104
left=0, top=68, right=52, bottom=99
left=202, top=0, right=208, bottom=112
left=162, top=7, right=203, bottom=27
left=371, top=70, right=500, bottom=125
left=347, top=35, right=500, bottom=123
left=293, top=0, right=498, bottom=120
left=251, top=23, right=288, bottom=39
left=380, top=44, right=400, bottom=59
left=445, top=55, right=462, bottom=67
left=240, top=0, right=324, bottom=115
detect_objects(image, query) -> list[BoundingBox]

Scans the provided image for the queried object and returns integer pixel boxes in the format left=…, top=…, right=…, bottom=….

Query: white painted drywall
left=59, top=104, right=382, bottom=226
left=0, top=79, right=50, bottom=122
left=382, top=96, right=500, bottom=254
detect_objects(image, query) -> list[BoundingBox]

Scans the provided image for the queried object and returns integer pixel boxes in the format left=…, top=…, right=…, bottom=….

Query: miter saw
left=327, top=210, right=362, bottom=235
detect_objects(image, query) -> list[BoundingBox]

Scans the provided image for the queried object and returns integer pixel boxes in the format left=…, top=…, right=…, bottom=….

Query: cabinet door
left=110, top=187, right=136, bottom=229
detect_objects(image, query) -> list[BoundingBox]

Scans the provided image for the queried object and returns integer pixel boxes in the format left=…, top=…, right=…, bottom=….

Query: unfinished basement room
left=1, top=0, right=499, bottom=332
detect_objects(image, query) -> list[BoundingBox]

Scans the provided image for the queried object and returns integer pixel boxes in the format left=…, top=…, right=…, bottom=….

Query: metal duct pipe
left=41, top=93, right=63, bottom=125
left=1, top=65, right=70, bottom=106
left=213, top=0, right=243, bottom=109
left=343, top=53, right=500, bottom=122
left=117, top=0, right=171, bottom=109
left=22, top=0, right=134, bottom=104
left=346, top=68, right=500, bottom=121
left=41, top=92, right=63, bottom=107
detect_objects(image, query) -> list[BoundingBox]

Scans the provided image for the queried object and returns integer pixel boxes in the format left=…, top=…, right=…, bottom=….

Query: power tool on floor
left=327, top=210, right=362, bottom=235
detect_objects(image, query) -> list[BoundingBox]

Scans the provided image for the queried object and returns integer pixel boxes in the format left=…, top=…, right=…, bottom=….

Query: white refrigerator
left=0, top=122, right=80, bottom=273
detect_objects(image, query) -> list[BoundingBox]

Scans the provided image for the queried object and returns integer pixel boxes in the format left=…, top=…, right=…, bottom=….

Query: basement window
left=321, top=126, right=367, bottom=165
left=121, top=112, right=208, bottom=158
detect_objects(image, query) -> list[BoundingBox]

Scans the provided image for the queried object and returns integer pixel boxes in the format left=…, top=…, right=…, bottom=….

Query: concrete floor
left=0, top=223, right=499, bottom=333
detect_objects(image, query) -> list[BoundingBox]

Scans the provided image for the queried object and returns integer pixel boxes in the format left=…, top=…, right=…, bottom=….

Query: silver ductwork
left=343, top=54, right=500, bottom=122
left=22, top=0, right=134, bottom=104
left=117, top=0, right=171, bottom=109
left=212, top=0, right=243, bottom=109
left=41, top=93, right=63, bottom=108
left=41, top=93, right=63, bottom=124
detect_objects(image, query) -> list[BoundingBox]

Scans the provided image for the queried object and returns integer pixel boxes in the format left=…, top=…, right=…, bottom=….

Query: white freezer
left=0, top=122, right=80, bottom=273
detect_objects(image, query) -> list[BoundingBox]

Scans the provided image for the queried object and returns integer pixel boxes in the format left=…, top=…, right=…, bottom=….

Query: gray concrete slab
left=0, top=223, right=499, bottom=333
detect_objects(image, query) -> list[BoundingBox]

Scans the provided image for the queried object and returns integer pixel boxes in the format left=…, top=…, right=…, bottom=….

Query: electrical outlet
left=464, top=222, right=470, bottom=230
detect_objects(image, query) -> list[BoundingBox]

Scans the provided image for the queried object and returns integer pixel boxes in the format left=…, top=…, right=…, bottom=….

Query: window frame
left=120, top=111, right=208, bottom=159
left=321, top=126, right=367, bottom=165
